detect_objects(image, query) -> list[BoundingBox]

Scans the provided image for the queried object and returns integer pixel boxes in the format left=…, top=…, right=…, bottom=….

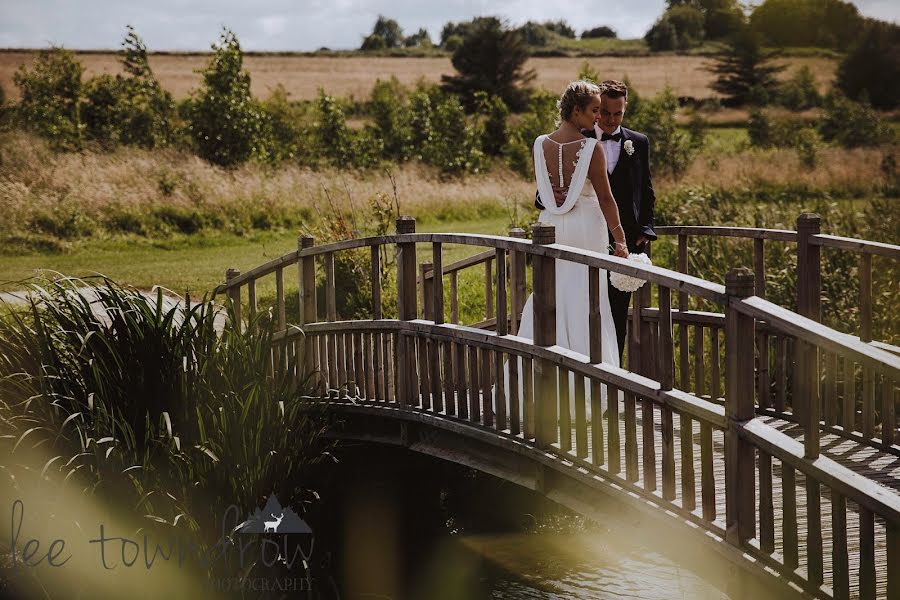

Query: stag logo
left=264, top=513, right=284, bottom=533
left=241, top=494, right=311, bottom=535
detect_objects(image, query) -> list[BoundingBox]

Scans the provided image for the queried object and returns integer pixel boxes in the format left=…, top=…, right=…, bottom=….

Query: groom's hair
left=600, top=80, right=628, bottom=100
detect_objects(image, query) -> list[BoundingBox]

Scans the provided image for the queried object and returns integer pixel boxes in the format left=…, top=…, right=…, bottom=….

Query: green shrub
left=476, top=92, right=509, bottom=156
left=628, top=86, right=699, bottom=178
left=794, top=127, right=822, bottom=168
left=186, top=29, right=272, bottom=166
left=777, top=65, right=821, bottom=111
left=747, top=108, right=774, bottom=147
left=420, top=92, right=485, bottom=175
left=836, top=20, right=900, bottom=110
left=13, top=47, right=84, bottom=149
left=819, top=92, right=893, bottom=148
left=582, top=26, right=617, bottom=39
left=646, top=5, right=706, bottom=51
left=81, top=27, right=174, bottom=149
left=369, top=77, right=411, bottom=160
left=503, top=90, right=557, bottom=177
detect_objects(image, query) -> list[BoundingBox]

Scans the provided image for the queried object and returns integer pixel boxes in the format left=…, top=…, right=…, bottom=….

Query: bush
left=404, top=28, right=433, bottom=48
left=836, top=21, right=900, bottom=110
left=819, top=92, right=893, bottom=148
left=582, top=26, right=617, bottom=39
left=187, top=29, right=272, bottom=166
left=517, top=22, right=556, bottom=46
left=81, top=26, right=174, bottom=149
left=543, top=20, right=576, bottom=38
left=477, top=92, right=509, bottom=156
left=421, top=92, right=484, bottom=175
left=315, top=91, right=354, bottom=164
left=750, top=0, right=864, bottom=49
left=13, top=47, right=84, bottom=149
left=747, top=108, right=774, bottom=147
left=361, top=33, right=387, bottom=51
left=794, top=127, right=821, bottom=168
left=369, top=77, right=411, bottom=160
left=628, top=86, right=699, bottom=178
left=777, top=65, right=821, bottom=111
left=503, top=90, right=559, bottom=177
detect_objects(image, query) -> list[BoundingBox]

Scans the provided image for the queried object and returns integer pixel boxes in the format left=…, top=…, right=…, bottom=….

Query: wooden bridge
left=216, top=213, right=900, bottom=600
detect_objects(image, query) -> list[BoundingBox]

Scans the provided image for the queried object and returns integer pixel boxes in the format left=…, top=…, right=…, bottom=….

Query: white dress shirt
left=595, top=124, right=622, bottom=174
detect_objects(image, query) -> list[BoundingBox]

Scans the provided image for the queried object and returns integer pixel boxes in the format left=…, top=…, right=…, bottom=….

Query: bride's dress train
left=497, top=135, right=620, bottom=424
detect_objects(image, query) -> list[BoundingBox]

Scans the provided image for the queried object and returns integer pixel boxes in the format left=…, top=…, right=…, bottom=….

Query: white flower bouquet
left=609, top=252, right=652, bottom=292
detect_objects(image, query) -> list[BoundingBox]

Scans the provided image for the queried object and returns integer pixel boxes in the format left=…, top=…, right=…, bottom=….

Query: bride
left=504, top=80, right=628, bottom=423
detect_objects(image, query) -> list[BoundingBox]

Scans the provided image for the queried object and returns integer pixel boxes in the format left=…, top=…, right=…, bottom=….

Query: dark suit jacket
left=535, top=127, right=657, bottom=247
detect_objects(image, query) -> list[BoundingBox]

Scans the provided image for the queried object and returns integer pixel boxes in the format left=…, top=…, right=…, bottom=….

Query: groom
left=535, top=80, right=657, bottom=362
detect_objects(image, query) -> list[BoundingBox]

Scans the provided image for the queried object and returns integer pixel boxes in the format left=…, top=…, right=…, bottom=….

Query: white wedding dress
left=500, top=134, right=620, bottom=423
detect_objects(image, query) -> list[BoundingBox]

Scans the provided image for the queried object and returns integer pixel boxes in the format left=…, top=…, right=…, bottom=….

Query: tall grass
left=0, top=277, right=333, bottom=593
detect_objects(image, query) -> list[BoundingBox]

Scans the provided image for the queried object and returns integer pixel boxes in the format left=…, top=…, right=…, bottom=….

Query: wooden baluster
left=863, top=365, right=875, bottom=439
left=775, top=334, right=786, bottom=412
left=299, top=236, right=318, bottom=377
left=524, top=356, right=534, bottom=439
left=480, top=346, right=493, bottom=427
left=559, top=368, right=571, bottom=452
left=824, top=351, right=837, bottom=426
left=676, top=301, right=696, bottom=510
left=859, top=507, right=875, bottom=600
left=782, top=465, right=798, bottom=570
left=318, top=335, right=328, bottom=393
left=420, top=262, right=434, bottom=320
left=485, top=257, right=494, bottom=322
left=225, top=268, right=242, bottom=334
left=396, top=217, right=417, bottom=407
left=681, top=411, right=696, bottom=512
left=622, top=389, right=635, bottom=481
left=701, top=421, right=715, bottom=521
left=642, top=397, right=656, bottom=492
left=468, top=344, right=480, bottom=422
left=276, top=266, right=286, bottom=332
left=831, top=490, right=849, bottom=600
left=659, top=285, right=676, bottom=501
left=532, top=224, right=558, bottom=448
left=364, top=332, right=375, bottom=400
left=843, top=357, right=856, bottom=431
left=509, top=228, right=527, bottom=335
left=324, top=252, right=339, bottom=395
left=888, top=519, right=900, bottom=600
left=418, top=335, right=431, bottom=409
left=711, top=327, right=722, bottom=401
left=345, top=331, right=356, bottom=397
left=431, top=245, right=445, bottom=413
left=694, top=325, right=705, bottom=397
left=860, top=253, right=872, bottom=343
left=509, top=352, right=521, bottom=436
left=883, top=373, right=895, bottom=446
left=495, top=248, right=508, bottom=430
left=370, top=244, right=384, bottom=401
left=678, top=234, right=690, bottom=389
left=758, top=450, right=774, bottom=554
left=430, top=339, right=444, bottom=413
left=450, top=271, right=459, bottom=324
left=456, top=342, right=469, bottom=419
left=587, top=266, right=602, bottom=463
left=755, top=237, right=770, bottom=409
left=389, top=332, right=398, bottom=402
left=724, top=268, right=755, bottom=547
left=442, top=340, right=454, bottom=416
left=353, top=332, right=364, bottom=398
left=247, top=278, right=257, bottom=330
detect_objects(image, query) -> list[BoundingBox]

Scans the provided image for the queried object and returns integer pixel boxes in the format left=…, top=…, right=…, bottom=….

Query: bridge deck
left=350, top=389, right=896, bottom=599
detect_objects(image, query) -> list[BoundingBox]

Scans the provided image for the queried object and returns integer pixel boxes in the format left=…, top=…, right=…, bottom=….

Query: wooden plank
left=701, top=422, right=716, bottom=522
left=662, top=401, right=676, bottom=501
left=656, top=225, right=799, bottom=242
left=432, top=243, right=444, bottom=325
left=863, top=366, right=875, bottom=439
left=559, top=368, right=571, bottom=452
left=811, top=233, right=900, bottom=259
left=370, top=244, right=382, bottom=319
left=620, top=387, right=633, bottom=480
left=888, top=521, right=900, bottom=600
left=659, top=285, right=675, bottom=391
left=456, top=341, right=469, bottom=419
left=681, top=412, right=696, bottom=512
left=442, top=340, right=455, bottom=416
left=775, top=335, right=786, bottom=412
left=431, top=337, right=443, bottom=413
left=882, top=373, right=895, bottom=446
left=524, top=356, right=534, bottom=439
left=844, top=357, right=856, bottom=431
left=485, top=258, right=494, bottom=321
left=783, top=464, right=799, bottom=570
left=591, top=378, right=603, bottom=465
left=824, top=351, right=837, bottom=426
left=806, top=479, right=824, bottom=589
left=694, top=325, right=705, bottom=397
left=450, top=271, right=459, bottom=324
left=508, top=353, right=520, bottom=434
left=860, top=253, right=873, bottom=342
left=642, top=397, right=656, bottom=492
left=480, top=346, right=493, bottom=427
left=353, top=332, right=364, bottom=398
left=860, top=507, right=875, bottom=599
left=468, top=343, right=480, bottom=422
left=275, top=266, right=286, bottom=332
left=533, top=224, right=557, bottom=448
left=575, top=374, right=587, bottom=459
left=759, top=450, right=775, bottom=554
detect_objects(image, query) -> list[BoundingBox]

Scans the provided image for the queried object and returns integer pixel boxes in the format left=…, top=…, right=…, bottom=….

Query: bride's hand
left=613, top=240, right=629, bottom=258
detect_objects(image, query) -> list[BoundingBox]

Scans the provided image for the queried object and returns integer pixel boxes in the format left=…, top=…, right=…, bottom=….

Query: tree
left=836, top=21, right=900, bottom=110
left=581, top=26, right=617, bottom=39
left=750, top=0, right=863, bottom=48
left=777, top=65, right=820, bottom=111
left=441, top=17, right=535, bottom=112
left=708, top=27, right=783, bottom=106
left=371, top=15, right=404, bottom=48
left=517, top=22, right=555, bottom=46
left=542, top=20, right=576, bottom=38
left=187, top=29, right=271, bottom=166
left=13, top=47, right=84, bottom=149
left=404, top=28, right=432, bottom=48
left=360, top=34, right=386, bottom=51
left=645, top=5, right=706, bottom=51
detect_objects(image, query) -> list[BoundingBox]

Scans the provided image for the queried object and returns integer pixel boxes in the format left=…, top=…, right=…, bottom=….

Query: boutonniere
left=623, top=140, right=635, bottom=156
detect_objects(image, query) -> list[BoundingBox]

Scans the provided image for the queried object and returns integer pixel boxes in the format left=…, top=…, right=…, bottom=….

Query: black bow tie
left=600, top=132, right=622, bottom=142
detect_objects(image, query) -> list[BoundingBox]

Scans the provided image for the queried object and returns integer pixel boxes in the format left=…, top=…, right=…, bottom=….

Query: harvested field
left=0, top=50, right=838, bottom=102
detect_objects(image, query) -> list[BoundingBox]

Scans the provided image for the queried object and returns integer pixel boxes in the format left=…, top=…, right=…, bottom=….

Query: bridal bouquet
left=609, top=252, right=652, bottom=292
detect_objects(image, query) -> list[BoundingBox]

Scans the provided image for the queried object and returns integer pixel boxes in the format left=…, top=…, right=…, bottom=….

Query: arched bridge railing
left=215, top=217, right=900, bottom=600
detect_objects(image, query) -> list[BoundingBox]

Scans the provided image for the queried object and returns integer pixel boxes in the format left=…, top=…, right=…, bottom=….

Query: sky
left=1, top=0, right=898, bottom=52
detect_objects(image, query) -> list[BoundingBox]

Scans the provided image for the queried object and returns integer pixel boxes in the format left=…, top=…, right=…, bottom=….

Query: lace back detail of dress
left=542, top=138, right=588, bottom=190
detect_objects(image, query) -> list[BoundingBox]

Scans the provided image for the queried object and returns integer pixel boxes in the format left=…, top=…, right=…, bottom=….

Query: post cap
left=797, top=213, right=821, bottom=233
left=225, top=268, right=241, bottom=281
left=509, top=228, right=527, bottom=239
left=725, top=267, right=755, bottom=297
left=298, top=235, right=315, bottom=249
left=396, top=216, right=416, bottom=234
left=532, top=223, right=555, bottom=245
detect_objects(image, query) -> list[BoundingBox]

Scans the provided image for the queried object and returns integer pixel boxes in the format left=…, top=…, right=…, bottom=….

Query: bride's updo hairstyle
left=557, top=80, right=602, bottom=122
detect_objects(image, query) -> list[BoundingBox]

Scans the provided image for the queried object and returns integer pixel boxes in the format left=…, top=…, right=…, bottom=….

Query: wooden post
left=495, top=248, right=508, bottom=430
left=724, top=267, right=755, bottom=547
left=795, top=213, right=821, bottom=447
left=396, top=217, right=417, bottom=406
left=432, top=244, right=444, bottom=325
left=225, top=268, right=241, bottom=333
left=509, top=228, right=527, bottom=335
left=299, top=236, right=317, bottom=376
left=532, top=223, right=557, bottom=448
left=420, top=262, right=434, bottom=320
